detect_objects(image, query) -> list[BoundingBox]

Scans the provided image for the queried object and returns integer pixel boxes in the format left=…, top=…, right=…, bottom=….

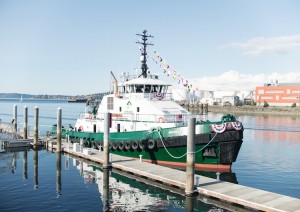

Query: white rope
left=151, top=127, right=219, bottom=159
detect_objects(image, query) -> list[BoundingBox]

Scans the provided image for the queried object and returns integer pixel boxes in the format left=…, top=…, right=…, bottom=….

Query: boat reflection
left=69, top=156, right=228, bottom=211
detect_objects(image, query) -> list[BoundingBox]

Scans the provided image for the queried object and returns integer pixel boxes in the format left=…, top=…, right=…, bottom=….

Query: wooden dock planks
left=50, top=141, right=300, bottom=212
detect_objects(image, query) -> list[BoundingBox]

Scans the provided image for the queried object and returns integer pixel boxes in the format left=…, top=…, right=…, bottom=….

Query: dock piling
left=103, top=112, right=111, bottom=168
left=13, top=105, right=17, bottom=132
left=34, top=106, right=39, bottom=146
left=56, top=107, right=62, bottom=152
left=23, top=106, right=28, bottom=139
left=186, top=117, right=196, bottom=196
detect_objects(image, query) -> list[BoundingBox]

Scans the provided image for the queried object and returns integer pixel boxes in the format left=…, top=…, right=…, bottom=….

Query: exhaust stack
left=110, top=71, right=118, bottom=95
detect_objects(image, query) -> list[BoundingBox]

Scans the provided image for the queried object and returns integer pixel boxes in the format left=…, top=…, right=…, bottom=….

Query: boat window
left=145, top=85, right=151, bottom=93
left=152, top=85, right=158, bottom=93
left=137, top=107, right=140, bottom=112
left=158, top=85, right=163, bottom=93
left=129, top=85, right=134, bottom=93
left=135, top=85, right=143, bottom=93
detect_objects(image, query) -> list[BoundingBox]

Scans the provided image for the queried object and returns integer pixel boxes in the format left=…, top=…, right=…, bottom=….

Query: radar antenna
left=136, top=30, right=154, bottom=78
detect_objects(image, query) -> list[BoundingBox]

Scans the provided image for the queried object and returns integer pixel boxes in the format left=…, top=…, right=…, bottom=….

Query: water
left=1, top=99, right=300, bottom=211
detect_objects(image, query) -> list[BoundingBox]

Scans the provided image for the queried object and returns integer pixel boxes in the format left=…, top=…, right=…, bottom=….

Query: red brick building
left=256, top=83, right=300, bottom=106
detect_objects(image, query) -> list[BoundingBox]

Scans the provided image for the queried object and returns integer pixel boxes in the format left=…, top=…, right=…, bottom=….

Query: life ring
left=79, top=126, right=83, bottom=131
left=118, top=141, right=125, bottom=150
left=131, top=140, right=139, bottom=150
left=158, top=117, right=165, bottom=123
left=138, top=140, right=147, bottom=150
left=147, top=139, right=156, bottom=150
left=124, top=141, right=131, bottom=150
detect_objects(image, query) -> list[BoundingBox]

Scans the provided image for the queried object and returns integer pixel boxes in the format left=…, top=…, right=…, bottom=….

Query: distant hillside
left=0, top=92, right=109, bottom=100
left=0, top=93, right=32, bottom=98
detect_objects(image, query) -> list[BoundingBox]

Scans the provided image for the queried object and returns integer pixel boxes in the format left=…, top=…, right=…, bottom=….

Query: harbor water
left=1, top=98, right=300, bottom=211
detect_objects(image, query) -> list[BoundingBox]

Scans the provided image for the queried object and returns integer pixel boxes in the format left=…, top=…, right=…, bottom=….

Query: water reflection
left=56, top=153, right=62, bottom=198
left=33, top=150, right=38, bottom=189
left=0, top=148, right=240, bottom=211
left=185, top=195, right=196, bottom=212
left=70, top=156, right=230, bottom=211
left=102, top=168, right=109, bottom=212
left=23, top=150, right=27, bottom=179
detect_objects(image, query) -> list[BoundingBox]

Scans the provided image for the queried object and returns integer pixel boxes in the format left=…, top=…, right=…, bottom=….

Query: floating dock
left=48, top=140, right=300, bottom=212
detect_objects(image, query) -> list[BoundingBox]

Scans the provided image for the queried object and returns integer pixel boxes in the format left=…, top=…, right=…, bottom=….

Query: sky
left=0, top=0, right=300, bottom=95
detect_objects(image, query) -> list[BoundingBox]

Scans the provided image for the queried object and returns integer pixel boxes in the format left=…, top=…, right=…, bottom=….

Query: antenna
left=136, top=30, right=154, bottom=78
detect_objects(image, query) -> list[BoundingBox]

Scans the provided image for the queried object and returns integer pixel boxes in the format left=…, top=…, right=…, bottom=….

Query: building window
left=107, top=97, right=114, bottom=110
left=119, top=107, right=122, bottom=112
left=258, top=90, right=264, bottom=94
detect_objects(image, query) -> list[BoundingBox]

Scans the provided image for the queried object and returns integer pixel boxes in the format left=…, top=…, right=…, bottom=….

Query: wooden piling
left=186, top=117, right=196, bottom=196
left=103, top=112, right=111, bottom=168
left=13, top=105, right=17, bottom=132
left=56, top=108, right=62, bottom=152
left=34, top=106, right=39, bottom=146
left=203, top=103, right=208, bottom=114
left=199, top=103, right=203, bottom=115
left=23, top=106, right=28, bottom=139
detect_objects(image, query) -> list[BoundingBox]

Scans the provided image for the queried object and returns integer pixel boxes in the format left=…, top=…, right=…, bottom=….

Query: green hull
left=64, top=116, right=243, bottom=171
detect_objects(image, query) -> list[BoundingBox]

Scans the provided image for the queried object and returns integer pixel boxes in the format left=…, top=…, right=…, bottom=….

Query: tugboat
left=66, top=30, right=244, bottom=172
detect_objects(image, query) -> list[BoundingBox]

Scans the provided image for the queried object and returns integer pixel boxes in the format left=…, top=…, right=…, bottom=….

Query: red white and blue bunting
left=230, top=121, right=243, bottom=130
left=210, top=123, right=227, bottom=133
left=210, top=121, right=243, bottom=133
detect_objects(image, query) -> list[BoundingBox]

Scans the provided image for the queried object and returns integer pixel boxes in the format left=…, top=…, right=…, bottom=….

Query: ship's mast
left=136, top=30, right=154, bottom=78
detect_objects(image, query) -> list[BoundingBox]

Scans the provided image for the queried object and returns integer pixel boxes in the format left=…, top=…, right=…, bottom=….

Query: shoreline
left=207, top=105, right=300, bottom=116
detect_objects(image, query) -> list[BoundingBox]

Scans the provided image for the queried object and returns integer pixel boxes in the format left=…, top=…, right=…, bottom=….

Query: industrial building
left=256, top=83, right=300, bottom=106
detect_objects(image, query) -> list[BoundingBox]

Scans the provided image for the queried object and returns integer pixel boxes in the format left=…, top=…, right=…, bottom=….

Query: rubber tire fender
left=112, top=142, right=118, bottom=150
left=118, top=141, right=125, bottom=150
left=147, top=139, right=156, bottom=150
left=131, top=140, right=139, bottom=150
left=124, top=141, right=131, bottom=150
left=138, top=140, right=147, bottom=150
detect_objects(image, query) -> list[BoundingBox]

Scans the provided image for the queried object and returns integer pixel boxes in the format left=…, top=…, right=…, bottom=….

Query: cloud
left=221, top=34, right=300, bottom=56
left=190, top=70, right=300, bottom=91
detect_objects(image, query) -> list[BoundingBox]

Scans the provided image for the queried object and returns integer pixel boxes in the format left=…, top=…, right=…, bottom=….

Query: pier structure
left=48, top=140, right=300, bottom=212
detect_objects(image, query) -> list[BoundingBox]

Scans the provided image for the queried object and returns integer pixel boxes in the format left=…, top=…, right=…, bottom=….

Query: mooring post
left=199, top=103, right=203, bottom=115
left=23, top=106, right=28, bottom=139
left=203, top=103, right=208, bottom=114
left=186, top=117, right=196, bottom=196
left=13, top=104, right=17, bottom=132
left=57, top=107, right=62, bottom=152
left=103, top=112, right=111, bottom=168
left=34, top=106, right=39, bottom=146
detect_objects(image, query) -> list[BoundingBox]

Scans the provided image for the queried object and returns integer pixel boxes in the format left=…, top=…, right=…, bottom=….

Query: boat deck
left=49, top=140, right=300, bottom=212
